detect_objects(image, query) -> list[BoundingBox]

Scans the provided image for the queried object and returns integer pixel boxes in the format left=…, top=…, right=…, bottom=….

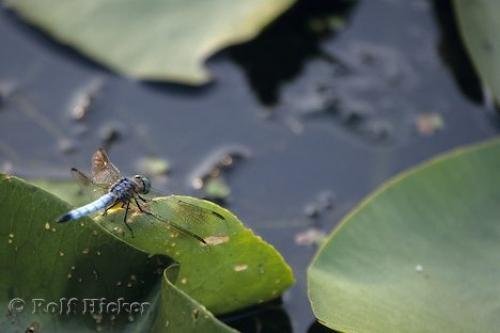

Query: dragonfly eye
left=134, top=175, right=151, bottom=194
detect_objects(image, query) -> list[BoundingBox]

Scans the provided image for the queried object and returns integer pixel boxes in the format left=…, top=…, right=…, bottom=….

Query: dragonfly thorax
left=109, top=175, right=151, bottom=200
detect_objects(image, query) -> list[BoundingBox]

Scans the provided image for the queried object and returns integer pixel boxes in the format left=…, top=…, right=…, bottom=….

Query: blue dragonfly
left=56, top=148, right=222, bottom=243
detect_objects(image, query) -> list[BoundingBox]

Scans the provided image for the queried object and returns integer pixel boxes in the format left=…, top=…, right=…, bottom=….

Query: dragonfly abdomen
left=56, top=192, right=116, bottom=223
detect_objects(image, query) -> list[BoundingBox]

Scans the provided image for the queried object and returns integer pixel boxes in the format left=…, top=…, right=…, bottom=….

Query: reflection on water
left=228, top=0, right=358, bottom=105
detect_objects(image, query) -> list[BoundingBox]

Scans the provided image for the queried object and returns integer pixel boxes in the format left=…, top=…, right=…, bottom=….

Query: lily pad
left=151, top=266, right=237, bottom=332
left=308, top=138, right=500, bottom=332
left=453, top=0, right=500, bottom=104
left=6, top=0, right=296, bottom=84
left=0, top=175, right=293, bottom=331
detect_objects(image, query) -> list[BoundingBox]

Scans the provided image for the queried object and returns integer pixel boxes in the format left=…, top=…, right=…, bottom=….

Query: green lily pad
left=6, top=0, right=295, bottom=84
left=151, top=266, right=237, bottom=332
left=453, top=0, right=500, bottom=104
left=0, top=175, right=293, bottom=331
left=308, top=138, right=500, bottom=332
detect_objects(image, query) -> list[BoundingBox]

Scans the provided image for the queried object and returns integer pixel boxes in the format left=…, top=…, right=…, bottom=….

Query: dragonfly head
left=132, top=175, right=151, bottom=194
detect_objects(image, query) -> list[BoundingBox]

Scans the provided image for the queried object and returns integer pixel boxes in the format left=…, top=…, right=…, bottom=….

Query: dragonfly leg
left=123, top=201, right=134, bottom=237
left=138, top=194, right=147, bottom=202
left=102, top=198, right=119, bottom=216
left=102, top=206, right=111, bottom=216
left=134, top=197, right=145, bottom=212
left=134, top=197, right=155, bottom=224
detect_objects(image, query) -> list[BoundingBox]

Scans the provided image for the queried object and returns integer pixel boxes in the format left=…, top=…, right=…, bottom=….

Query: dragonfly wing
left=174, top=199, right=226, bottom=224
left=71, top=167, right=92, bottom=186
left=144, top=188, right=226, bottom=224
left=91, top=148, right=122, bottom=186
left=71, top=167, right=108, bottom=199
left=140, top=209, right=206, bottom=244
left=130, top=195, right=225, bottom=243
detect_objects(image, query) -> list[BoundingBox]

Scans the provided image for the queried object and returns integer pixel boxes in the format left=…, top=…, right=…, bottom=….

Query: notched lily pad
left=151, top=266, right=237, bottom=332
left=1, top=175, right=293, bottom=331
left=77, top=192, right=294, bottom=314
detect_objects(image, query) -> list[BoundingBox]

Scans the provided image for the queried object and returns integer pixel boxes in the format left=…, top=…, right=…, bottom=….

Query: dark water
left=0, top=0, right=499, bottom=332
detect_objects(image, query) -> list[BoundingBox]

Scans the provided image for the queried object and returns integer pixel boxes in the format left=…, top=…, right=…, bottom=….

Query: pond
left=0, top=0, right=498, bottom=332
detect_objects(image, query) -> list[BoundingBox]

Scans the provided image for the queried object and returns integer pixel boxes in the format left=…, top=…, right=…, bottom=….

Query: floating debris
left=282, top=41, right=420, bottom=145
left=190, top=144, right=251, bottom=189
left=234, top=264, right=248, bottom=272
left=415, top=113, right=444, bottom=136
left=69, top=77, right=105, bottom=121
left=415, top=264, right=424, bottom=273
left=304, top=190, right=336, bottom=218
left=295, top=228, right=326, bottom=246
left=203, top=177, right=231, bottom=200
left=284, top=116, right=304, bottom=135
left=135, top=156, right=170, bottom=177
left=189, top=145, right=251, bottom=200
left=98, top=121, right=125, bottom=149
left=364, top=119, right=393, bottom=142
left=308, top=15, right=346, bottom=34
left=304, top=204, right=320, bottom=219
left=204, top=235, right=230, bottom=246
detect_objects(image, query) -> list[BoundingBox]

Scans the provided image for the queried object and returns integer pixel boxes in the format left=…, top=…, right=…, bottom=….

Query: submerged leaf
left=308, top=138, right=500, bottom=332
left=6, top=0, right=296, bottom=84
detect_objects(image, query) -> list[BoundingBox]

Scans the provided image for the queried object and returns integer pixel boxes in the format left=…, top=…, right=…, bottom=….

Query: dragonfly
left=56, top=148, right=224, bottom=243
